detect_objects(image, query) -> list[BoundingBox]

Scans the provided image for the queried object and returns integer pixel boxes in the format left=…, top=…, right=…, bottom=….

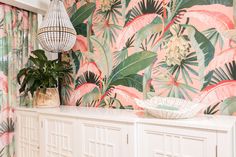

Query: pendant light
left=37, top=0, right=76, bottom=53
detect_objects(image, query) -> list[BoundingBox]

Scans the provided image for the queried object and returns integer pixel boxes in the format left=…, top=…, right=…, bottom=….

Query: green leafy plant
left=17, top=50, right=73, bottom=96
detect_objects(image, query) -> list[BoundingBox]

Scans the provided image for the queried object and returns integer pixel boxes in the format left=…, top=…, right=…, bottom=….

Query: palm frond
left=204, top=102, right=220, bottom=115
left=61, top=85, right=73, bottom=105
left=126, top=0, right=164, bottom=22
left=97, top=0, right=122, bottom=23
left=113, top=48, right=128, bottom=67
left=152, top=71, right=198, bottom=100
left=0, top=19, right=4, bottom=29
left=159, top=52, right=198, bottom=85
left=125, top=35, right=135, bottom=48
left=76, top=71, right=101, bottom=88
left=0, top=147, right=4, bottom=157
left=210, top=61, right=236, bottom=85
left=0, top=118, right=14, bottom=136
left=94, top=22, right=122, bottom=46
left=203, top=28, right=224, bottom=49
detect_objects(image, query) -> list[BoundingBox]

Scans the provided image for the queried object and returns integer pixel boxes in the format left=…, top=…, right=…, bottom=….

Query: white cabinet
left=16, top=110, right=40, bottom=157
left=15, top=107, right=236, bottom=157
left=78, top=120, right=134, bottom=157
left=37, top=114, right=134, bottom=157
left=39, top=115, right=78, bottom=157
left=137, top=124, right=217, bottom=157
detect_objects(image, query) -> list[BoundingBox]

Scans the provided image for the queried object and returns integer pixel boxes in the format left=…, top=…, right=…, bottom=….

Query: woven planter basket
left=33, top=88, right=60, bottom=108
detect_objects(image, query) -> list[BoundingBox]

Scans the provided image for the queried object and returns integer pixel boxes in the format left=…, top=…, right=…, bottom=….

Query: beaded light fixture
left=37, top=0, right=76, bottom=53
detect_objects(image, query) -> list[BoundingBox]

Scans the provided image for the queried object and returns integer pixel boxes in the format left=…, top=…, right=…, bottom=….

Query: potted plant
left=17, top=50, right=73, bottom=107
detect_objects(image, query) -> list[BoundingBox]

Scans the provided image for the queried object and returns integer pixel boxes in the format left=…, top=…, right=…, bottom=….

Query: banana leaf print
left=63, top=0, right=236, bottom=114
left=68, top=51, right=156, bottom=108
left=179, top=0, right=233, bottom=9
left=196, top=80, right=236, bottom=115
left=184, top=10, right=234, bottom=49
left=116, top=13, right=160, bottom=50
left=159, top=52, right=198, bottom=85
left=151, top=69, right=198, bottom=100
left=185, top=25, right=215, bottom=89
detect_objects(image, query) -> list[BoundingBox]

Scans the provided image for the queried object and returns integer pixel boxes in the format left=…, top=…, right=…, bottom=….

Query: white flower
left=165, top=35, right=191, bottom=66
left=100, top=0, right=112, bottom=12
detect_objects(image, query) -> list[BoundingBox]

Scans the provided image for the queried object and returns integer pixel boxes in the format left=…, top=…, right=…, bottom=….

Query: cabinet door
left=78, top=120, right=134, bottom=157
left=137, top=124, right=217, bottom=157
left=16, top=111, right=40, bottom=157
left=39, top=115, right=78, bottom=157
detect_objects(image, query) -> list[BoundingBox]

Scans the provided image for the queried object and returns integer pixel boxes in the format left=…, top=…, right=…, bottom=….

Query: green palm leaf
left=210, top=61, right=236, bottom=85
left=0, top=118, right=14, bottom=136
left=204, top=102, right=220, bottom=115
left=113, top=48, right=128, bottom=67
left=70, top=3, right=96, bottom=27
left=75, top=71, right=101, bottom=88
left=159, top=52, right=198, bottom=85
left=108, top=51, right=156, bottom=85
left=67, top=2, right=78, bottom=17
left=90, top=36, right=113, bottom=77
left=203, top=28, right=224, bottom=49
left=185, top=25, right=215, bottom=89
left=31, top=49, right=47, bottom=60
left=70, top=51, right=82, bottom=74
left=110, top=74, right=143, bottom=92
left=153, top=71, right=198, bottom=100
left=179, top=0, right=233, bottom=10
left=126, top=0, right=164, bottom=23
left=97, top=0, right=122, bottom=23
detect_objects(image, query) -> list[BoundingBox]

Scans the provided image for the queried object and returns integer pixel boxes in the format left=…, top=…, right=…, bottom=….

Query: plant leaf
left=70, top=3, right=96, bottom=27
left=220, top=96, right=236, bottom=115
left=117, top=14, right=159, bottom=50
left=201, top=71, right=214, bottom=90
left=74, top=23, right=88, bottom=37
left=110, top=74, right=143, bottom=92
left=90, top=36, right=113, bottom=77
left=185, top=25, right=215, bottom=89
left=31, top=49, right=47, bottom=60
left=108, top=51, right=156, bottom=85
left=179, top=0, right=233, bottom=9
left=204, top=102, right=219, bottom=115
left=70, top=51, right=81, bottom=74
left=135, top=23, right=163, bottom=50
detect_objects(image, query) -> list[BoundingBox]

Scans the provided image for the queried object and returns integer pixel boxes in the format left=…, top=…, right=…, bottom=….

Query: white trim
left=0, top=0, right=49, bottom=14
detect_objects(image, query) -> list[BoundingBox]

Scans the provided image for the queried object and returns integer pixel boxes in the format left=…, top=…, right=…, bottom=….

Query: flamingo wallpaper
left=61, top=0, right=236, bottom=115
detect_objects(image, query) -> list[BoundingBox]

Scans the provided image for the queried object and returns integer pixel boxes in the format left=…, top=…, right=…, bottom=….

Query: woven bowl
left=135, top=97, right=204, bottom=119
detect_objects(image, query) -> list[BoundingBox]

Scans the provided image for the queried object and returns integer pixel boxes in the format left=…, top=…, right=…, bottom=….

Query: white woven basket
left=135, top=97, right=204, bottom=119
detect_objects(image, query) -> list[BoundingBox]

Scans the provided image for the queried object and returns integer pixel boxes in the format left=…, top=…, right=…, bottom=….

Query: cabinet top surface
left=16, top=106, right=236, bottom=131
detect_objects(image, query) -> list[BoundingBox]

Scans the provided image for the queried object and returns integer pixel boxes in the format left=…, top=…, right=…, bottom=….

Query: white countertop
left=15, top=106, right=236, bottom=132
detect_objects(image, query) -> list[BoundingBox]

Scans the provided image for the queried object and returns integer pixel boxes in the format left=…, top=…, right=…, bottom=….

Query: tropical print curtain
left=0, top=3, right=38, bottom=157
left=62, top=0, right=236, bottom=115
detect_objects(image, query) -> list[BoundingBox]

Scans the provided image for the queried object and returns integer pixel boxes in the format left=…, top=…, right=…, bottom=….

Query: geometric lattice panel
left=81, top=123, right=124, bottom=157
left=42, top=118, right=74, bottom=157
left=146, top=132, right=206, bottom=157
left=17, top=112, right=39, bottom=157
left=138, top=124, right=216, bottom=157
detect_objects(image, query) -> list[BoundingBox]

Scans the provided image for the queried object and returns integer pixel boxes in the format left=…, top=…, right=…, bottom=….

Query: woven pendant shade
left=38, top=0, right=76, bottom=53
